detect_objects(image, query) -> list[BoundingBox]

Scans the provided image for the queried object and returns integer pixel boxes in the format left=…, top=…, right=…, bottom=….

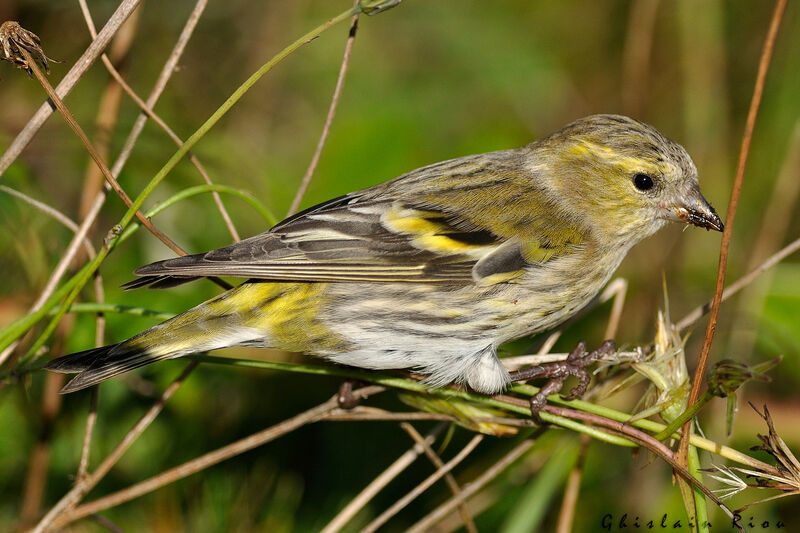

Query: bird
left=46, top=114, right=722, bottom=400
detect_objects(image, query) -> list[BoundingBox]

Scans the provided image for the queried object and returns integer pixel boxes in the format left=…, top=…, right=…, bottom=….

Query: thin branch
left=676, top=234, right=800, bottom=331
left=398, top=423, right=478, bottom=533
left=287, top=5, right=360, bottom=216
left=0, top=0, right=212, bottom=366
left=0, top=0, right=143, bottom=175
left=18, top=44, right=186, bottom=256
left=680, top=0, right=787, bottom=463
left=53, top=389, right=371, bottom=530
left=406, top=432, right=544, bottom=533
left=77, top=388, right=99, bottom=481
left=32, top=362, right=198, bottom=533
left=320, top=423, right=448, bottom=533
left=361, top=433, right=484, bottom=533
left=0, top=185, right=95, bottom=258
left=555, top=435, right=591, bottom=533
left=77, top=0, right=240, bottom=242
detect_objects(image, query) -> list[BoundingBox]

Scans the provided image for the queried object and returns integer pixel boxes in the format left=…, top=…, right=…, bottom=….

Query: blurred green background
left=1, top=0, right=799, bottom=531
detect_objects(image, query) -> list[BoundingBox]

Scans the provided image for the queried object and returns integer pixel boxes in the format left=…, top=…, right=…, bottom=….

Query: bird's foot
left=508, top=340, right=615, bottom=422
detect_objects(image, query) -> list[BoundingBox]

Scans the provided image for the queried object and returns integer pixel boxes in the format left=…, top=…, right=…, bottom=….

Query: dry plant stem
left=0, top=0, right=142, bottom=176
left=679, top=0, right=787, bottom=463
left=288, top=6, right=360, bottom=216
left=19, top=46, right=185, bottom=256
left=542, top=405, right=736, bottom=521
left=78, top=8, right=140, bottom=220
left=728, top=120, right=800, bottom=357
left=676, top=234, right=800, bottom=331
left=77, top=0, right=239, bottom=242
left=556, top=435, right=591, bottom=533
left=0, top=0, right=209, bottom=366
left=320, top=423, right=448, bottom=533
left=407, top=432, right=543, bottom=533
left=77, top=388, right=99, bottom=481
left=0, top=185, right=96, bottom=258
left=53, top=387, right=384, bottom=530
left=19, top=371, right=64, bottom=525
left=361, top=433, right=484, bottom=533
left=32, top=362, right=198, bottom=533
left=398, top=423, right=477, bottom=533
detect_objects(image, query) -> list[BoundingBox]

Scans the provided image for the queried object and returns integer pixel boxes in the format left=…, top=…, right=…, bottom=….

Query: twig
left=53, top=389, right=376, bottom=530
left=77, top=6, right=141, bottom=222
left=555, top=435, right=591, bottom=533
left=0, top=0, right=212, bottom=366
left=18, top=44, right=186, bottom=256
left=0, top=185, right=95, bottom=258
left=320, top=423, right=448, bottom=533
left=77, top=0, right=240, bottom=242
left=77, top=388, right=99, bottom=481
left=676, top=235, right=800, bottom=332
left=679, top=0, right=787, bottom=465
left=361, top=433, right=484, bottom=533
left=32, top=362, right=198, bottom=533
left=398, top=423, right=478, bottom=533
left=287, top=4, right=360, bottom=216
left=406, top=432, right=544, bottom=533
left=0, top=0, right=142, bottom=175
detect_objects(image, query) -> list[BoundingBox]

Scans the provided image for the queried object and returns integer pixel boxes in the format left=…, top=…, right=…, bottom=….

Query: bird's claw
left=510, top=339, right=615, bottom=422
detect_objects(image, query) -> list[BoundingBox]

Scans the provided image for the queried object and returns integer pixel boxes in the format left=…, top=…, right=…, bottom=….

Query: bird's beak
left=670, top=188, right=724, bottom=232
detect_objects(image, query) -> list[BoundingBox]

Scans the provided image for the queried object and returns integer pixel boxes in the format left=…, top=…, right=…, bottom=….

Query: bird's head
left=532, top=114, right=723, bottom=245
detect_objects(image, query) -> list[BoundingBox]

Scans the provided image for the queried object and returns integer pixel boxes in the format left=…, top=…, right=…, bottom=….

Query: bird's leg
left=337, top=379, right=361, bottom=409
left=508, top=340, right=616, bottom=421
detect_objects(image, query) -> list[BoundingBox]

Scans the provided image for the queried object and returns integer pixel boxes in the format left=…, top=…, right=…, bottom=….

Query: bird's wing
left=128, top=152, right=585, bottom=287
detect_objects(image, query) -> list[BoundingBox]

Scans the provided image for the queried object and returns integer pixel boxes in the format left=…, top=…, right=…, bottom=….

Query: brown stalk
left=0, top=0, right=212, bottom=367
left=0, top=0, right=142, bottom=176
left=679, top=0, right=787, bottom=466
left=621, top=0, right=660, bottom=116
left=406, top=432, right=545, bottom=533
left=320, top=422, right=449, bottom=533
left=32, top=362, right=198, bottom=533
left=77, top=0, right=240, bottom=242
left=77, top=9, right=141, bottom=222
left=399, top=423, right=478, bottom=533
left=287, top=3, right=360, bottom=216
left=676, top=234, right=800, bottom=332
left=555, top=434, right=591, bottom=533
left=361, top=432, right=484, bottom=533
left=18, top=45, right=185, bottom=256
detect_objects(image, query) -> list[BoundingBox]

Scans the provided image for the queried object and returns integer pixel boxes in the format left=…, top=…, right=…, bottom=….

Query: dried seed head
left=0, top=21, right=59, bottom=75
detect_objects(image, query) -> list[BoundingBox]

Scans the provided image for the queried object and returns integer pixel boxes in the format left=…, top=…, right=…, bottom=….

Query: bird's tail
left=45, top=285, right=266, bottom=393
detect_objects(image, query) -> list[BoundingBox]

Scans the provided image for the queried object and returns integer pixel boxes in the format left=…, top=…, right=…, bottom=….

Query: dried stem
left=77, top=388, right=99, bottom=481
left=53, top=389, right=375, bottom=530
left=406, top=432, right=544, bottom=533
left=676, top=235, right=800, bottom=331
left=32, top=362, right=198, bottom=533
left=320, top=423, right=448, bottom=533
left=679, top=0, right=787, bottom=463
left=0, top=0, right=212, bottom=366
left=287, top=4, right=360, bottom=216
left=0, top=0, right=142, bottom=175
left=77, top=0, right=240, bottom=242
left=555, top=435, right=591, bottom=533
left=18, top=45, right=186, bottom=256
left=361, top=433, right=484, bottom=533
left=398, top=423, right=477, bottom=533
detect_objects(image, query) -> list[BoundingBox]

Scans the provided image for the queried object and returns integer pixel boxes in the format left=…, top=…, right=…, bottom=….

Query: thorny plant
left=0, top=1, right=797, bottom=532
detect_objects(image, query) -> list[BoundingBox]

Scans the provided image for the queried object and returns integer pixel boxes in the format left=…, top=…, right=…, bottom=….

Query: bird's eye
left=633, top=173, right=654, bottom=192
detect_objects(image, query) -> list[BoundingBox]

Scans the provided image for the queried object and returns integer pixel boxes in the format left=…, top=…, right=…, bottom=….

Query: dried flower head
left=0, top=21, right=58, bottom=75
